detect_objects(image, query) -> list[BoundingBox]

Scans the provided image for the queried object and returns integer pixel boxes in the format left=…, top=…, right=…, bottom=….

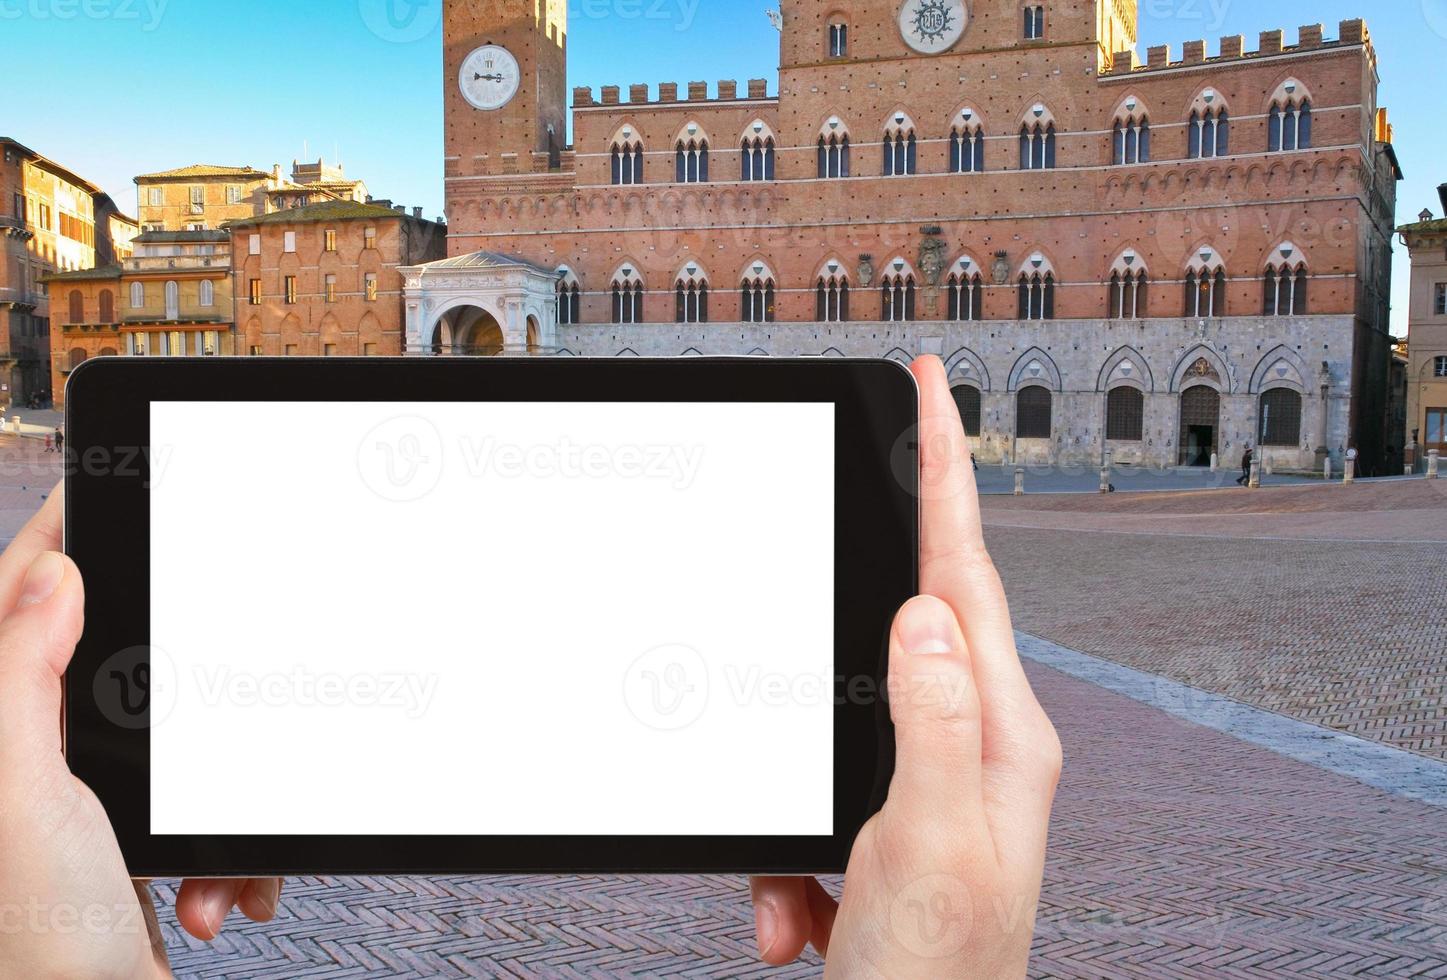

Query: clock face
left=459, top=44, right=521, bottom=110
left=898, top=0, right=968, bottom=54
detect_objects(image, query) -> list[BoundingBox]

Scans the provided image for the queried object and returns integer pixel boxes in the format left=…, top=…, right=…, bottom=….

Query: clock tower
left=444, top=0, right=567, bottom=179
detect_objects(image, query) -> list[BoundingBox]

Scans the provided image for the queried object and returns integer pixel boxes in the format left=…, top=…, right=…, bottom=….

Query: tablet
left=63, top=356, right=918, bottom=876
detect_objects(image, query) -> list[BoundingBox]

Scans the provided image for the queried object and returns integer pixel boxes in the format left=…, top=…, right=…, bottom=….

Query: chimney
left=1439, top=183, right=1447, bottom=215
left=413, top=206, right=422, bottom=218
left=394, top=205, right=405, bottom=213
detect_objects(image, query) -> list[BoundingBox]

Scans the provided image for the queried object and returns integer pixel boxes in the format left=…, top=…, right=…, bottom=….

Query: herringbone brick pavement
left=155, top=660, right=1446, bottom=978
left=982, top=481, right=1447, bottom=759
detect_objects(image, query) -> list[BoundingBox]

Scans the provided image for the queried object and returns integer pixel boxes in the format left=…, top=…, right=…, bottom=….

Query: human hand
left=0, top=486, right=283, bottom=978
left=750, top=355, right=1063, bottom=977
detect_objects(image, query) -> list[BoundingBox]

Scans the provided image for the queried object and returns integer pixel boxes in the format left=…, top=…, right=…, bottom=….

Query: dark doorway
left=1178, top=385, right=1220, bottom=466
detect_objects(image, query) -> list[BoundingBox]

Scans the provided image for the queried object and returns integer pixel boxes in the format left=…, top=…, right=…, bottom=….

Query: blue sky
left=9, top=0, right=1445, bottom=330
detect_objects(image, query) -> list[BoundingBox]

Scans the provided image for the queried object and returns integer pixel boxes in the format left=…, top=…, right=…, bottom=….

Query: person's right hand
left=750, top=355, right=1063, bottom=977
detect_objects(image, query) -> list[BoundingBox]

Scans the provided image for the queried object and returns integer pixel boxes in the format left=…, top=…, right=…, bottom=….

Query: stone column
left=1344, top=448, right=1357, bottom=484
left=1248, top=455, right=1261, bottom=488
left=1313, top=381, right=1330, bottom=471
left=1429, top=450, right=1440, bottom=480
left=1014, top=468, right=1024, bottom=495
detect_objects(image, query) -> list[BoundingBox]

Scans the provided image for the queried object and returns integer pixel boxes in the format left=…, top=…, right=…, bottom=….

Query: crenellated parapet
left=1108, top=20, right=1370, bottom=77
left=572, top=78, right=772, bottom=108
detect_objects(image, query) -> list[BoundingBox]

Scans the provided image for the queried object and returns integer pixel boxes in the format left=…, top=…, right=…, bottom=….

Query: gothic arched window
left=951, top=384, right=982, bottom=437
left=740, top=274, right=775, bottom=323
left=881, top=271, right=916, bottom=322
left=883, top=125, right=916, bottom=177
left=1017, top=272, right=1055, bottom=319
left=1263, top=261, right=1308, bottom=316
left=610, top=140, right=644, bottom=185
left=1259, top=388, right=1302, bottom=446
left=1109, top=270, right=1148, bottom=318
left=1268, top=99, right=1312, bottom=152
left=611, top=269, right=644, bottom=323
left=1019, top=122, right=1055, bottom=170
left=817, top=131, right=850, bottom=178
left=1113, top=114, right=1150, bottom=164
left=741, top=135, right=775, bottom=181
left=950, top=122, right=985, bottom=173
left=675, top=266, right=709, bottom=323
left=1016, top=385, right=1052, bottom=438
left=947, top=270, right=984, bottom=320
left=1188, top=106, right=1229, bottom=159
left=816, top=273, right=849, bottom=322
left=1106, top=386, right=1144, bottom=441
left=828, top=21, right=847, bottom=58
left=675, top=136, right=708, bottom=183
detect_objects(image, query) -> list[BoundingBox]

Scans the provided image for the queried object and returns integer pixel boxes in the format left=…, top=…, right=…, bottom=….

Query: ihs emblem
left=910, top=0, right=954, bottom=46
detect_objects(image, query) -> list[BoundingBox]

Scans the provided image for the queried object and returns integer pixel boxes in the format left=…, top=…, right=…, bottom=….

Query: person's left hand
left=0, top=485, right=282, bottom=977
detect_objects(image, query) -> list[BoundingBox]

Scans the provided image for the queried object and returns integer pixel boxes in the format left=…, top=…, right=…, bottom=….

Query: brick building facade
left=412, top=0, right=1400, bottom=472
left=1398, top=184, right=1447, bottom=469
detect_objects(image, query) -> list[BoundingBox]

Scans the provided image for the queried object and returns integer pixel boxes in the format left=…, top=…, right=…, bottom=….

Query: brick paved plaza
left=2, top=440, right=1442, bottom=977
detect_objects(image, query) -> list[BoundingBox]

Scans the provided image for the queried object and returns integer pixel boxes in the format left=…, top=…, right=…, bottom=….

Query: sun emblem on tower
left=898, top=0, right=968, bottom=54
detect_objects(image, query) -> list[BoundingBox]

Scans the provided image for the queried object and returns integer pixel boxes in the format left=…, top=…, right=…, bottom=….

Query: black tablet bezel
left=64, top=356, right=918, bottom=877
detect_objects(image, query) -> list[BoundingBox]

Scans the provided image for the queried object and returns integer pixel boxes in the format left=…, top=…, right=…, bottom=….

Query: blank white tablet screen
left=149, top=401, right=834, bottom=836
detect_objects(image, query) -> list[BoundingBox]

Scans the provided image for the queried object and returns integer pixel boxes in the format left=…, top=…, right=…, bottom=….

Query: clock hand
left=474, top=72, right=505, bottom=81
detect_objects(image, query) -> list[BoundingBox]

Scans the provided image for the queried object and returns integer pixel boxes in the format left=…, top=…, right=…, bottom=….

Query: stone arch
left=680, top=346, right=703, bottom=356
left=1018, top=98, right=1057, bottom=129
left=1186, top=85, right=1229, bottom=117
left=882, top=347, right=913, bottom=365
left=1007, top=347, right=1062, bottom=392
left=1263, top=75, right=1313, bottom=113
left=616, top=347, right=639, bottom=357
left=1097, top=345, right=1155, bottom=392
left=817, top=113, right=851, bottom=139
left=882, top=106, right=917, bottom=137
left=1249, top=344, right=1310, bottom=394
left=1169, top=343, right=1231, bottom=393
left=943, top=346, right=991, bottom=390
left=745, top=346, right=770, bottom=357
left=947, top=101, right=985, bottom=131
left=740, top=118, right=777, bottom=144
left=819, top=346, right=845, bottom=357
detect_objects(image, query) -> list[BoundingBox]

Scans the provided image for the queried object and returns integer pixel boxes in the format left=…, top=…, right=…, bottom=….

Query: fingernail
left=899, top=597, right=959, bottom=656
left=203, top=890, right=231, bottom=938
left=260, top=880, right=279, bottom=917
left=755, top=899, right=777, bottom=957
left=18, top=552, right=64, bottom=607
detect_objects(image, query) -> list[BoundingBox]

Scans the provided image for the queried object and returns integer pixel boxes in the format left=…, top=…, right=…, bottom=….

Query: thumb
left=885, top=595, right=986, bottom=822
left=0, top=551, right=85, bottom=760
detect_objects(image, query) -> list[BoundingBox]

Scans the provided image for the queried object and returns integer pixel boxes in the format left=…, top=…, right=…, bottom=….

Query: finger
left=0, top=551, right=85, bottom=761
left=749, top=876, right=814, bottom=965
left=237, top=877, right=282, bottom=923
left=175, top=878, right=245, bottom=941
left=803, top=879, right=838, bottom=958
left=0, top=483, right=63, bottom=617
left=885, top=595, right=986, bottom=830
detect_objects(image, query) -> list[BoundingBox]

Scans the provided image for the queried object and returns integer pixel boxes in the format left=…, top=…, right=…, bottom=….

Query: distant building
left=2, top=137, right=130, bottom=404
left=135, top=159, right=371, bottom=233
left=1397, top=185, right=1447, bottom=469
left=228, top=199, right=444, bottom=357
left=47, top=229, right=234, bottom=396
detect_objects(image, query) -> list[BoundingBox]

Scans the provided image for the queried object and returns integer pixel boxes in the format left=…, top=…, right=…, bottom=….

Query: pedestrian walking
left=53, top=428, right=63, bottom=455
left=1236, top=444, right=1253, bottom=486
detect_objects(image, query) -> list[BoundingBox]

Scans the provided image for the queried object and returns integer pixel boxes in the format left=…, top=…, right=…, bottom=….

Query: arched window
left=947, top=268, right=984, bottom=321
left=950, top=117, right=985, bottom=173
left=675, top=265, right=708, bottom=324
left=68, top=348, right=87, bottom=371
left=1023, top=4, right=1044, bottom=39
left=557, top=282, right=581, bottom=324
left=1109, top=270, right=1148, bottom=318
left=881, top=268, right=916, bottom=322
left=164, top=280, right=180, bottom=320
left=610, top=139, right=644, bottom=185
left=1184, top=252, right=1227, bottom=317
left=741, top=134, right=775, bottom=181
left=951, top=384, right=982, bottom=437
left=740, top=265, right=775, bottom=322
left=1263, top=261, right=1308, bottom=315
left=611, top=267, right=644, bottom=323
left=1259, top=388, right=1302, bottom=446
left=817, top=130, right=850, bottom=178
left=1188, top=104, right=1229, bottom=158
left=67, top=289, right=84, bottom=323
left=98, top=289, right=114, bottom=323
left=675, top=136, right=709, bottom=183
left=1105, top=386, right=1144, bottom=441
left=882, top=117, right=916, bottom=176
left=1017, top=272, right=1055, bottom=320
left=199, top=279, right=214, bottom=307
left=1019, top=121, right=1055, bottom=170
left=129, top=281, right=144, bottom=309
left=1016, top=385, right=1052, bottom=438
left=1268, top=98, right=1312, bottom=152
left=1112, top=113, right=1150, bottom=164
left=828, top=21, right=847, bottom=58
left=816, top=271, right=849, bottom=322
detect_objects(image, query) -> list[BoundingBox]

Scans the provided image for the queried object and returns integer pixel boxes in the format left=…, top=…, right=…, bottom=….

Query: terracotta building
left=228, top=200, right=445, bottom=357
left=47, top=229, right=235, bottom=397
left=406, top=0, right=1401, bottom=471
left=1398, top=184, right=1447, bottom=470
left=3, top=137, right=135, bottom=404
left=135, top=159, right=370, bottom=233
